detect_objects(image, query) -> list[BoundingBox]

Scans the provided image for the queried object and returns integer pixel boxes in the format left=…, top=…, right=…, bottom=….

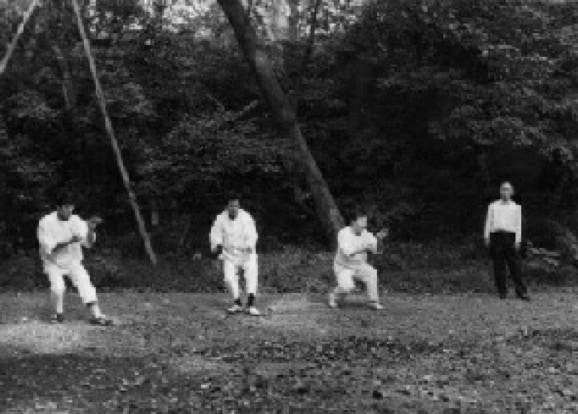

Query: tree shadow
left=0, top=349, right=228, bottom=412
left=0, top=352, right=148, bottom=412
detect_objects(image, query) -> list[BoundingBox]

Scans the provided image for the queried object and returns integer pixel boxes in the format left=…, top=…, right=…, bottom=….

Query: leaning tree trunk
left=51, top=44, right=76, bottom=111
left=217, top=0, right=343, bottom=246
left=51, top=43, right=85, bottom=168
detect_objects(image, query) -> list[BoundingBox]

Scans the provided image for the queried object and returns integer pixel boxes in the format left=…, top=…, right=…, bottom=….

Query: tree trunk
left=0, top=0, right=39, bottom=76
left=217, top=0, right=343, bottom=246
left=287, top=0, right=300, bottom=42
left=72, top=0, right=157, bottom=265
left=51, top=44, right=76, bottom=111
left=51, top=42, right=84, bottom=169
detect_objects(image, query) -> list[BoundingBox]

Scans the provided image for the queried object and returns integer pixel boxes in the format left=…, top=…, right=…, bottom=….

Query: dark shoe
left=50, top=313, right=65, bottom=324
left=499, top=293, right=507, bottom=300
left=89, top=315, right=113, bottom=326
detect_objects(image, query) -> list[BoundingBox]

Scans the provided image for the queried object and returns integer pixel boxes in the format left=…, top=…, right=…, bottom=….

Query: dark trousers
left=490, top=232, right=527, bottom=297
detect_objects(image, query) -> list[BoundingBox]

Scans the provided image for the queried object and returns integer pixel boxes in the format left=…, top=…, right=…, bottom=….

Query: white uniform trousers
left=223, top=255, right=258, bottom=298
left=44, top=262, right=98, bottom=304
left=334, top=262, right=379, bottom=302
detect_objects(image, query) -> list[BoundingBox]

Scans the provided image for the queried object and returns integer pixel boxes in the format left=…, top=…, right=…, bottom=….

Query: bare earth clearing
left=2, top=291, right=578, bottom=413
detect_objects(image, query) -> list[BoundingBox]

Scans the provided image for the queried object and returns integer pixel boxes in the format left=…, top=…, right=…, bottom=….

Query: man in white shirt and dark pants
left=37, top=190, right=112, bottom=325
left=484, top=182, right=529, bottom=301
left=329, top=208, right=388, bottom=310
left=210, top=193, right=260, bottom=316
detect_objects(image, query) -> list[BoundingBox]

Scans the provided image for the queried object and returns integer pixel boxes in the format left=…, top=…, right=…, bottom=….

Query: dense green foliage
left=1, top=0, right=578, bottom=258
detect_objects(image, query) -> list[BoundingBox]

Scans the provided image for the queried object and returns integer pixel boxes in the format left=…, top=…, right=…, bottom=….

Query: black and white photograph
left=1, top=0, right=578, bottom=412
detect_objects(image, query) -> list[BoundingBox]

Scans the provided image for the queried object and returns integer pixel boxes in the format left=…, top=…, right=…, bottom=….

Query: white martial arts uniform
left=333, top=226, right=379, bottom=302
left=210, top=209, right=258, bottom=298
left=37, top=212, right=98, bottom=304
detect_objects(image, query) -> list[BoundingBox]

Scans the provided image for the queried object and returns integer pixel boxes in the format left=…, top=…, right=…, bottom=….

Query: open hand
left=376, top=228, right=389, bottom=240
left=87, top=216, right=103, bottom=230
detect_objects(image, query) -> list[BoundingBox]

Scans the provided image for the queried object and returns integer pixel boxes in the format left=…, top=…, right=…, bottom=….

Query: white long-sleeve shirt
left=37, top=212, right=93, bottom=269
left=334, top=226, right=377, bottom=269
left=484, top=200, right=522, bottom=244
left=210, top=209, right=258, bottom=264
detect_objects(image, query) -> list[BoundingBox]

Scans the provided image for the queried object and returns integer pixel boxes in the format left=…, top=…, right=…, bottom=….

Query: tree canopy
left=1, top=0, right=577, bottom=257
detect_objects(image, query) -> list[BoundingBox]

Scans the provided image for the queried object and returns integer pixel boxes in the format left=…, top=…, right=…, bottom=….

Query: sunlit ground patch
left=169, top=354, right=232, bottom=375
left=0, top=321, right=90, bottom=354
left=249, top=294, right=329, bottom=333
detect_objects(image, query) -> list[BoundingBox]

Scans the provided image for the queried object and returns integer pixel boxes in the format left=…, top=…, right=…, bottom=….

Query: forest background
left=1, top=0, right=578, bottom=293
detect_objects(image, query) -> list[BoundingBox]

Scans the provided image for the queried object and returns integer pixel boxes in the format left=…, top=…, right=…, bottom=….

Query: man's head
left=500, top=181, right=514, bottom=202
left=348, top=207, right=368, bottom=236
left=226, top=192, right=241, bottom=220
left=55, top=190, right=75, bottom=221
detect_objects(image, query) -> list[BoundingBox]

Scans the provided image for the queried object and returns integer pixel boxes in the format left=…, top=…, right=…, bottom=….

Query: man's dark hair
left=226, top=191, right=241, bottom=203
left=55, top=189, right=76, bottom=207
left=346, top=206, right=367, bottom=224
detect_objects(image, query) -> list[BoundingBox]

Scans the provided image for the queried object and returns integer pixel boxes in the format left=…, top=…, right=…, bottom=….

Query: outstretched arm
left=367, top=228, right=388, bottom=254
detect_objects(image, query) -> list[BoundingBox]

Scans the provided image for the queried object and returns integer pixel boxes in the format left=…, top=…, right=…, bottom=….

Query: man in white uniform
left=37, top=190, right=112, bottom=325
left=210, top=193, right=260, bottom=316
left=484, top=182, right=529, bottom=300
left=329, top=208, right=388, bottom=310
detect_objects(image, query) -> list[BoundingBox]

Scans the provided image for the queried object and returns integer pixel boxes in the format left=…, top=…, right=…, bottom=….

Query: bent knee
left=361, top=265, right=377, bottom=276
left=337, top=278, right=355, bottom=292
left=223, top=267, right=238, bottom=280
left=50, top=283, right=66, bottom=295
left=364, top=267, right=378, bottom=280
left=341, top=285, right=355, bottom=293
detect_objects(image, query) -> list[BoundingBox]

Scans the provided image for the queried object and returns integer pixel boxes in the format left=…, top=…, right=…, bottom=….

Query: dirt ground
left=2, top=290, right=578, bottom=413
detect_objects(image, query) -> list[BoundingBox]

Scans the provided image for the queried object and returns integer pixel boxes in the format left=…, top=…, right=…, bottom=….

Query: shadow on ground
left=2, top=292, right=578, bottom=412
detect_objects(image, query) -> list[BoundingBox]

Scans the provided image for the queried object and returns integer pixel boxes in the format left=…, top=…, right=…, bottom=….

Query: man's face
left=57, top=204, right=75, bottom=221
left=351, top=216, right=368, bottom=235
left=227, top=199, right=240, bottom=219
left=500, top=184, right=513, bottom=201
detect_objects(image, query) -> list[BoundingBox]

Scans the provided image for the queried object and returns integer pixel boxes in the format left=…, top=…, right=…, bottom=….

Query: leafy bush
left=0, top=242, right=575, bottom=295
left=0, top=254, right=44, bottom=291
left=2, top=0, right=578, bottom=257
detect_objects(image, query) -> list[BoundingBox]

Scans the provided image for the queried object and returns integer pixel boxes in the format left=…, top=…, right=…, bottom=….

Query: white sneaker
left=328, top=292, right=339, bottom=309
left=227, top=304, right=244, bottom=314
left=368, top=302, right=384, bottom=310
left=247, top=306, right=261, bottom=316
